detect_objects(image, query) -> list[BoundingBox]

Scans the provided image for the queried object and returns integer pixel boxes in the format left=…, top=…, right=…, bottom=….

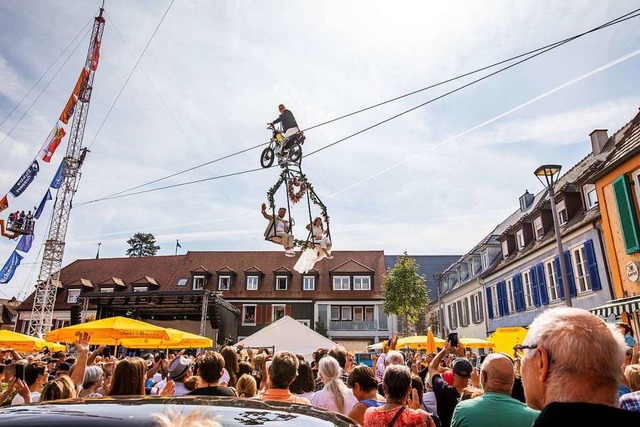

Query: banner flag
left=91, top=39, right=101, bottom=71
left=50, top=161, right=65, bottom=189
left=0, top=251, right=23, bottom=284
left=34, top=189, right=52, bottom=220
left=9, top=160, right=40, bottom=197
left=16, top=233, right=34, bottom=253
left=0, top=194, right=8, bottom=214
left=39, top=123, right=67, bottom=163
left=59, top=68, right=88, bottom=124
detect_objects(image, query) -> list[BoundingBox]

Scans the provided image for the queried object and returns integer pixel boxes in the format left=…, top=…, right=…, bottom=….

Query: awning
left=589, top=295, right=640, bottom=318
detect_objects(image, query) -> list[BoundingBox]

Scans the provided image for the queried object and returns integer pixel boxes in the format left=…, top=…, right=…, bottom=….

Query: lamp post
left=534, top=164, right=572, bottom=307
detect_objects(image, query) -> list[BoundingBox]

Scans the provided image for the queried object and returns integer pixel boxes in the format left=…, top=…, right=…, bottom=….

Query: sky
left=0, top=0, right=639, bottom=301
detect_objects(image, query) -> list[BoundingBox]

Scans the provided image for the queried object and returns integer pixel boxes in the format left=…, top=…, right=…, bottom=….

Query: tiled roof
left=385, top=255, right=461, bottom=301
left=18, top=250, right=387, bottom=311
left=594, top=109, right=640, bottom=179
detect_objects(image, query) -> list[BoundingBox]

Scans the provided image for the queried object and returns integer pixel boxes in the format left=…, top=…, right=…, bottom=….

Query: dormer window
left=67, top=289, right=81, bottom=303
left=583, top=184, right=598, bottom=210
left=133, top=286, right=147, bottom=292
left=534, top=216, right=544, bottom=240
left=246, top=275, right=259, bottom=291
left=501, top=240, right=509, bottom=259
left=557, top=200, right=568, bottom=225
left=193, top=275, right=206, bottom=291
left=275, top=275, right=288, bottom=291
left=100, top=287, right=114, bottom=293
left=218, top=276, right=231, bottom=291
left=481, top=251, right=489, bottom=270
left=516, top=230, right=525, bottom=250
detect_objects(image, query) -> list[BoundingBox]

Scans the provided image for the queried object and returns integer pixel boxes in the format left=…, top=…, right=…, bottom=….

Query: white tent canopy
left=236, top=315, right=336, bottom=360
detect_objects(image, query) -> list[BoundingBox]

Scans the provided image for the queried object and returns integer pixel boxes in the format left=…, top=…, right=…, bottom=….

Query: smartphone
left=3, top=364, right=15, bottom=382
left=14, top=363, right=25, bottom=381
left=448, top=332, right=459, bottom=348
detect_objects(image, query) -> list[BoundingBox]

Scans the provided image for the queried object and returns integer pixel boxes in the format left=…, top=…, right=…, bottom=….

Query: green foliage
left=315, top=320, right=329, bottom=338
left=126, top=232, right=161, bottom=257
left=382, top=252, right=430, bottom=333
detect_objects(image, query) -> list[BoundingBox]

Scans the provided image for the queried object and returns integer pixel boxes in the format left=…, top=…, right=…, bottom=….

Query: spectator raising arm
left=70, top=332, right=91, bottom=392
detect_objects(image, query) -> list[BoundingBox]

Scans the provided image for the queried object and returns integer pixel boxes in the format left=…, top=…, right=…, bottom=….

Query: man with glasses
left=519, top=307, right=640, bottom=425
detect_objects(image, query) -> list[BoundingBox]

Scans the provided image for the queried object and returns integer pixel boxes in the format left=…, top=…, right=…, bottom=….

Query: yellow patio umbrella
left=397, top=335, right=445, bottom=350
left=119, top=328, right=213, bottom=349
left=45, top=316, right=179, bottom=346
left=487, top=327, right=528, bottom=355
left=458, top=337, right=495, bottom=349
left=0, top=329, right=66, bottom=353
left=426, top=329, right=438, bottom=353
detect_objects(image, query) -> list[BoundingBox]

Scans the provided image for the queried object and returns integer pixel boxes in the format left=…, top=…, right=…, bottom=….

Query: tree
left=315, top=320, right=329, bottom=338
left=126, top=232, right=161, bottom=257
left=382, top=252, right=430, bottom=335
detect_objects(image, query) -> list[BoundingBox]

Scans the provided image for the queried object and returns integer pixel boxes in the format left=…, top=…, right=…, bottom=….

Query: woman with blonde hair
left=310, top=356, right=357, bottom=416
left=40, top=376, right=76, bottom=402
left=236, top=374, right=257, bottom=398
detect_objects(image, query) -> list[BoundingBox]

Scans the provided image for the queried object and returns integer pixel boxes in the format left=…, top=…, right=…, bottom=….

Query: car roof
left=0, top=396, right=356, bottom=426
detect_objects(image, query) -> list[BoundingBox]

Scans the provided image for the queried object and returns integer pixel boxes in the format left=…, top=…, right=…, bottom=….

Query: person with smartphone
left=428, top=337, right=473, bottom=427
left=11, top=361, right=48, bottom=405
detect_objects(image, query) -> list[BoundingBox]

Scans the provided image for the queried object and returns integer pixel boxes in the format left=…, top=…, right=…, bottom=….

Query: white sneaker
left=285, top=249, right=296, bottom=257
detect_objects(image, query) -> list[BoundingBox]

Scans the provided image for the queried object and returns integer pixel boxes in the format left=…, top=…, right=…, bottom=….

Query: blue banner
left=0, top=251, right=23, bottom=284
left=50, top=161, right=65, bottom=189
left=16, top=234, right=34, bottom=253
left=10, top=160, right=40, bottom=197
left=34, top=189, right=52, bottom=220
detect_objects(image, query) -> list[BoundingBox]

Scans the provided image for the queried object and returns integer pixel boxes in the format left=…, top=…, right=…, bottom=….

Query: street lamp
left=534, top=164, right=572, bottom=307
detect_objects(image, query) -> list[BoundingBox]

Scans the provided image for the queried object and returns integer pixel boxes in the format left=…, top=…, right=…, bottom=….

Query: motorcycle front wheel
left=260, top=147, right=275, bottom=168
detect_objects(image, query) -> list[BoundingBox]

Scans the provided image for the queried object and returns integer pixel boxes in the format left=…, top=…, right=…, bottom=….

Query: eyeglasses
left=513, top=344, right=537, bottom=352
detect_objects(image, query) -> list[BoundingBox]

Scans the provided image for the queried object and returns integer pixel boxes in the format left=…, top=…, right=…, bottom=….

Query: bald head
left=481, top=353, right=514, bottom=394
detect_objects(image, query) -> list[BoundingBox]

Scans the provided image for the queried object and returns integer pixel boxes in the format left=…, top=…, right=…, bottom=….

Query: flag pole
left=175, top=239, right=179, bottom=255
left=96, top=242, right=101, bottom=259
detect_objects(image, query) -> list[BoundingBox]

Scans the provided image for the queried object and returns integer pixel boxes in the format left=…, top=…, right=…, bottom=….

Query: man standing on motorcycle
left=269, top=104, right=304, bottom=150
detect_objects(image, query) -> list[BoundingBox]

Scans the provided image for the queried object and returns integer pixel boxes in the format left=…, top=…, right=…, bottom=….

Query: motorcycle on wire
left=260, top=123, right=305, bottom=168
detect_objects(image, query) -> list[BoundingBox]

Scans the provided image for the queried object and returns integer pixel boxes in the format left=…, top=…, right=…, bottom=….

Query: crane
left=28, top=7, right=106, bottom=338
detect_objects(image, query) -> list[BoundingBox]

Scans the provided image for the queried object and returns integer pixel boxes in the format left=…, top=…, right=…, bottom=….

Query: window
left=100, top=287, right=114, bottom=293
left=243, top=305, right=256, bottom=325
left=491, top=284, right=500, bottom=318
left=448, top=304, right=458, bottom=329
left=469, top=260, right=476, bottom=277
left=176, top=278, right=187, bottom=287
left=365, top=306, right=374, bottom=321
left=506, top=277, right=516, bottom=314
left=341, top=306, right=352, bottom=320
left=516, top=230, right=525, bottom=250
left=217, top=276, right=231, bottom=291
left=471, top=292, right=483, bottom=323
left=298, top=319, right=310, bottom=327
left=275, top=276, right=288, bottom=291
left=522, top=269, right=534, bottom=308
left=481, top=251, right=489, bottom=270
left=354, top=307, right=364, bottom=322
left=193, top=276, right=206, bottom=291
left=333, top=276, right=350, bottom=290
left=534, top=216, right=544, bottom=240
left=330, top=306, right=341, bottom=321
left=133, top=286, right=147, bottom=292
left=457, top=298, right=470, bottom=327
left=501, top=240, right=509, bottom=259
left=303, top=276, right=315, bottom=291
left=584, top=184, right=598, bottom=209
left=572, top=246, right=592, bottom=293
left=246, top=276, right=259, bottom=291
left=557, top=201, right=568, bottom=225
left=614, top=174, right=640, bottom=254
left=354, top=276, right=371, bottom=291
left=272, top=305, right=285, bottom=321
left=67, top=289, right=81, bottom=304
left=544, top=260, right=560, bottom=302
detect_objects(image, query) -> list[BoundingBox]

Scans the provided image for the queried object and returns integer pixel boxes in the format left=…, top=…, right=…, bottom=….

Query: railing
left=329, top=320, right=385, bottom=331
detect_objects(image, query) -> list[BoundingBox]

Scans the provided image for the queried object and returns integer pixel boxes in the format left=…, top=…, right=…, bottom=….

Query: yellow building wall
left=596, top=154, right=640, bottom=299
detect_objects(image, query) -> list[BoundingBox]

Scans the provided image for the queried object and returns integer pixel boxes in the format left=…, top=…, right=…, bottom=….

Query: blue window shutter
left=612, top=174, right=640, bottom=254
left=564, top=250, right=576, bottom=297
left=554, top=256, right=565, bottom=300
left=584, top=239, right=602, bottom=291
left=486, top=287, right=494, bottom=319
left=536, top=263, right=549, bottom=305
left=530, top=267, right=541, bottom=307
left=498, top=281, right=508, bottom=316
left=513, top=273, right=525, bottom=312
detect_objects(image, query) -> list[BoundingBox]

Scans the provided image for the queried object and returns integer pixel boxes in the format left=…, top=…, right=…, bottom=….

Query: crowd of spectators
left=2, top=309, right=640, bottom=427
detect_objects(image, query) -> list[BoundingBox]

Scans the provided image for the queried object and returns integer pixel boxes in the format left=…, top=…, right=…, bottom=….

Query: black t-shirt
left=188, top=386, right=236, bottom=397
left=431, top=373, right=460, bottom=427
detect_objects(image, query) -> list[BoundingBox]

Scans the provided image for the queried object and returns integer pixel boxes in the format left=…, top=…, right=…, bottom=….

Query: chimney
left=589, top=129, right=608, bottom=155
left=519, top=190, right=535, bottom=212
